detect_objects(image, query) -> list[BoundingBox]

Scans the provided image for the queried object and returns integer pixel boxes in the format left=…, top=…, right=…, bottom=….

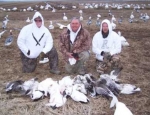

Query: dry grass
left=0, top=1, right=150, bottom=115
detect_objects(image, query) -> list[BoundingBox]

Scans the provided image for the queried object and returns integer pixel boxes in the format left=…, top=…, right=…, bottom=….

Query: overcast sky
left=0, top=0, right=80, bottom=1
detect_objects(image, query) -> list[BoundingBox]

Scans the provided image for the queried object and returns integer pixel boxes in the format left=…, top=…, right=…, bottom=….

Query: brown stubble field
left=0, top=1, right=150, bottom=115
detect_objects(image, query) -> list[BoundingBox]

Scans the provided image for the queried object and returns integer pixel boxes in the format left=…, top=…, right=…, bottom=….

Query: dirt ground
left=0, top=1, right=150, bottom=115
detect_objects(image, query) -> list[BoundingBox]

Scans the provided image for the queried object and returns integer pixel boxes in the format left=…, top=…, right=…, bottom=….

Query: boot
left=77, top=61, right=87, bottom=75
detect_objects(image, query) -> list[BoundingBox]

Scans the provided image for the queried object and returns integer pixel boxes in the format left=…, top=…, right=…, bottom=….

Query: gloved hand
left=27, top=50, right=30, bottom=55
left=72, top=53, right=79, bottom=60
left=39, top=52, right=46, bottom=60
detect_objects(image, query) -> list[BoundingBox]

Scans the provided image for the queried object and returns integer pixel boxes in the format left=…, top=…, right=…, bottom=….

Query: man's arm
left=92, top=33, right=103, bottom=55
left=59, top=31, right=73, bottom=58
left=42, top=31, right=53, bottom=54
left=17, top=27, right=28, bottom=55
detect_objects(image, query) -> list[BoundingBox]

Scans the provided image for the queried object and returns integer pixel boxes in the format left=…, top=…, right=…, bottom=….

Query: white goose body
left=119, top=84, right=141, bottom=94
left=46, top=81, right=67, bottom=109
left=114, top=102, right=133, bottom=115
left=38, top=78, right=55, bottom=96
left=65, top=86, right=89, bottom=103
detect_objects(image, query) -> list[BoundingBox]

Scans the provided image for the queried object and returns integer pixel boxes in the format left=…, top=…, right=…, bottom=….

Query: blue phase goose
left=5, top=30, right=13, bottom=46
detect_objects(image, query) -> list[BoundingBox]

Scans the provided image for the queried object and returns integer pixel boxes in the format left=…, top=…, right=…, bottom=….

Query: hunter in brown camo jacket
left=59, top=26, right=91, bottom=62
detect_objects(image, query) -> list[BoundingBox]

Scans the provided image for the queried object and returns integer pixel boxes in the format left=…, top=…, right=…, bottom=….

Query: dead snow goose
left=114, top=101, right=133, bottom=115
left=5, top=80, right=24, bottom=93
left=118, top=84, right=141, bottom=94
left=64, top=85, right=89, bottom=103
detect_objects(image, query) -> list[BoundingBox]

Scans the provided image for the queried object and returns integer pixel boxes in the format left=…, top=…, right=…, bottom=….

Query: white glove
left=68, top=58, right=76, bottom=65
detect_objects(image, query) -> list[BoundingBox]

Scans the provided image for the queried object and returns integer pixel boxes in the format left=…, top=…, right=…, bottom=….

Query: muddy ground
left=0, top=1, right=150, bottom=115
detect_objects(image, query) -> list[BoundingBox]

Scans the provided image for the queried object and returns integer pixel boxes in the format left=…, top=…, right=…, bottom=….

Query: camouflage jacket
left=59, top=27, right=91, bottom=61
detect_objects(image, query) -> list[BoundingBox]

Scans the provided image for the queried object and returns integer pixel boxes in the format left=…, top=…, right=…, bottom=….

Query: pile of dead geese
left=5, top=70, right=140, bottom=114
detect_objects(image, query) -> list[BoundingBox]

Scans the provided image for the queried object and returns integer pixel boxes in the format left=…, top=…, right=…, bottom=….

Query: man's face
left=70, top=19, right=81, bottom=32
left=34, top=17, right=42, bottom=28
left=102, top=23, right=109, bottom=33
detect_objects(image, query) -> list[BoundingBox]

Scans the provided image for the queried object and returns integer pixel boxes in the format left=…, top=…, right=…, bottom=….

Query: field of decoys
left=0, top=1, right=150, bottom=115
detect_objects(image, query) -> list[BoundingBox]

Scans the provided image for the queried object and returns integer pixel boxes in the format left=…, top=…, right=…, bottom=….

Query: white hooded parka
left=92, top=19, right=121, bottom=61
left=17, top=12, right=53, bottom=58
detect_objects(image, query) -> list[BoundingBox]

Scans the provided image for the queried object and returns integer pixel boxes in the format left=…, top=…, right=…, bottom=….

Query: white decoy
left=87, top=16, right=92, bottom=26
left=5, top=30, right=13, bottom=46
left=145, top=13, right=149, bottom=20
left=108, top=10, right=112, bottom=16
left=111, top=15, right=116, bottom=22
left=118, top=31, right=129, bottom=47
left=65, top=85, right=89, bottom=103
left=111, top=20, right=116, bottom=30
left=63, top=13, right=68, bottom=21
left=72, top=6, right=77, bottom=9
left=114, top=101, right=133, bottom=115
left=79, top=10, right=83, bottom=14
left=49, top=21, right=54, bottom=29
left=119, top=84, right=141, bottom=94
left=2, top=17, right=9, bottom=30
left=96, top=17, right=101, bottom=27
left=40, top=5, right=44, bottom=10
left=12, top=7, right=17, bottom=11
left=105, top=4, right=109, bottom=9
left=56, top=23, right=67, bottom=29
left=23, top=9, right=26, bottom=12
left=130, top=12, right=134, bottom=19
left=52, top=7, right=56, bottom=12
left=97, top=14, right=101, bottom=18
left=26, top=17, right=30, bottom=23
left=0, top=30, right=7, bottom=38
left=80, top=14, right=83, bottom=21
